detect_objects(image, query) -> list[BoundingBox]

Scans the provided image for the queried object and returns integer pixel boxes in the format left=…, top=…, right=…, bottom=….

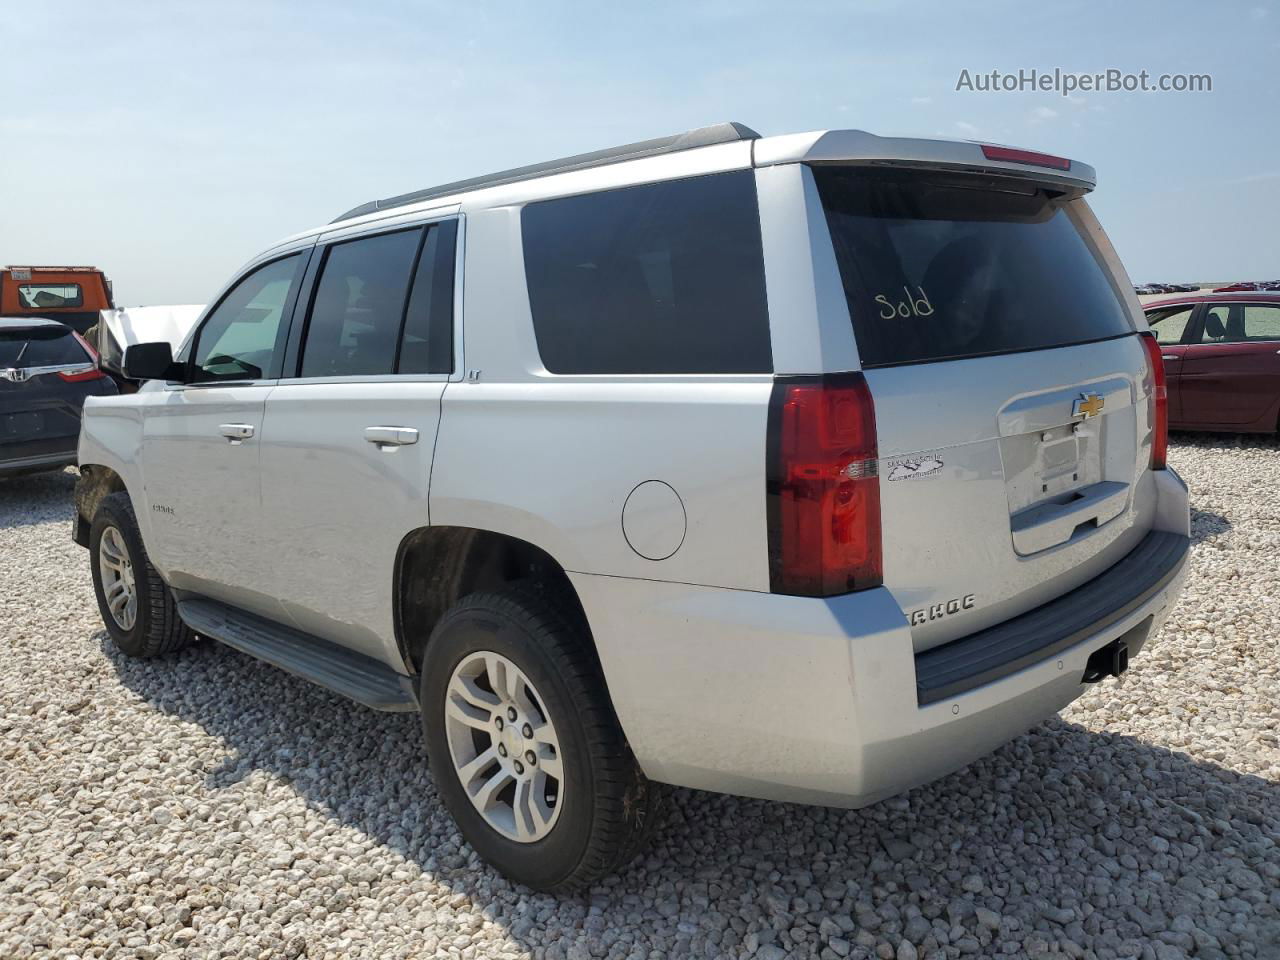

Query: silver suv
left=73, top=122, right=1191, bottom=891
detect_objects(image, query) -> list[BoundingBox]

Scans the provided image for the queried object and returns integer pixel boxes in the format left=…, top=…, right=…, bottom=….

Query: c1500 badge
left=886, top=454, right=944, bottom=482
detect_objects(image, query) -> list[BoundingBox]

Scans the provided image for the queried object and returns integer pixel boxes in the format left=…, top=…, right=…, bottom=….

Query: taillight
left=767, top=372, right=882, bottom=597
left=72, top=330, right=99, bottom=363
left=57, top=367, right=106, bottom=383
left=1139, top=332, right=1168, bottom=470
left=980, top=144, right=1072, bottom=171
left=59, top=331, right=105, bottom=382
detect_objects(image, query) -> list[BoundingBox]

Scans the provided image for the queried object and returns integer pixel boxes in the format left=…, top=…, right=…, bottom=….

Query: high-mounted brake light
left=980, top=144, right=1071, bottom=171
left=1139, top=332, right=1168, bottom=470
left=767, top=373, right=882, bottom=597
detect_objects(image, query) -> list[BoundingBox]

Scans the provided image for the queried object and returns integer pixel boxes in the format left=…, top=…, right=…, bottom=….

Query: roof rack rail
left=330, top=121, right=760, bottom=223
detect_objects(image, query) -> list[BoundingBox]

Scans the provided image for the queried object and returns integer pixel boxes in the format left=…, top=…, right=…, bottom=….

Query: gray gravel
left=2, top=439, right=1279, bottom=960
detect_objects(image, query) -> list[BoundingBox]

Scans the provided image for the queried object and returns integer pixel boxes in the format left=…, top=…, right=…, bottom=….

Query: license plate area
left=3, top=412, right=44, bottom=437
left=1001, top=419, right=1102, bottom=516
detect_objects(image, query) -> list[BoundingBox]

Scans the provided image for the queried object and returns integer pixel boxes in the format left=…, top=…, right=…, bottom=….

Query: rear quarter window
left=813, top=168, right=1135, bottom=367
left=521, top=170, right=772, bottom=375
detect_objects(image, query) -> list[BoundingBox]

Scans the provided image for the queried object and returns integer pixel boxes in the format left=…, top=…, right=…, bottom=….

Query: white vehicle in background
left=72, top=122, right=1190, bottom=891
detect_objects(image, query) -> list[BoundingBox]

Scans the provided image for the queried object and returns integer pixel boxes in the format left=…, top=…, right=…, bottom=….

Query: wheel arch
left=393, top=525, right=594, bottom=675
left=73, top=463, right=130, bottom=546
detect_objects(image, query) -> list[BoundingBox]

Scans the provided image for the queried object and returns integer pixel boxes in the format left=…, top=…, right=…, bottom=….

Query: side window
left=521, top=170, right=772, bottom=374
left=397, top=219, right=458, bottom=374
left=1243, top=305, right=1280, bottom=341
left=191, top=255, right=301, bottom=382
left=299, top=229, right=421, bottom=378
left=1198, top=305, right=1236, bottom=344
left=1147, top=307, right=1193, bottom=345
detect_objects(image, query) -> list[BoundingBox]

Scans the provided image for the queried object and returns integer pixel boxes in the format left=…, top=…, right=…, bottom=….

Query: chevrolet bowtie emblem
left=1073, top=393, right=1105, bottom=418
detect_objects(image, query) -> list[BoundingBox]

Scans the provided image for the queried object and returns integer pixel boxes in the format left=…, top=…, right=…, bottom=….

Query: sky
left=3, top=0, right=1277, bottom=304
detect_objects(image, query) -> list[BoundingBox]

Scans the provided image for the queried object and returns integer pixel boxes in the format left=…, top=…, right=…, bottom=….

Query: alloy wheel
left=443, top=651, right=565, bottom=842
left=98, top=526, right=137, bottom=631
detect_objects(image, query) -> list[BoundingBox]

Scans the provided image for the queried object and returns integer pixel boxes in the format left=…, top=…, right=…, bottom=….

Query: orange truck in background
left=1, top=266, right=114, bottom=334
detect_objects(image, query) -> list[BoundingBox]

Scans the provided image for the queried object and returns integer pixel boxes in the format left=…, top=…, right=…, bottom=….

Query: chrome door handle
left=1162, top=355, right=1179, bottom=361
left=219, top=423, right=255, bottom=442
left=364, top=426, right=419, bottom=447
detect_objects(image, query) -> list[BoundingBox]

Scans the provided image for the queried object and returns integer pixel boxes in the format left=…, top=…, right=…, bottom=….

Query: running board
left=177, top=598, right=419, bottom=712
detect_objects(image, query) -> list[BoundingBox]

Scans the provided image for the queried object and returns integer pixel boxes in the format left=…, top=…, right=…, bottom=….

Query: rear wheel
left=421, top=587, right=664, bottom=891
left=89, top=492, right=195, bottom=657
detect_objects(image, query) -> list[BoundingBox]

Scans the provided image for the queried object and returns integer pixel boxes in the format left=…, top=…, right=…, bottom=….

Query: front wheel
left=89, top=492, right=195, bottom=657
left=421, top=587, right=664, bottom=891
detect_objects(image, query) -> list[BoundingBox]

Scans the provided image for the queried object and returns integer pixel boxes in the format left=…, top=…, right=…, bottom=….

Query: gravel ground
left=2, top=438, right=1279, bottom=960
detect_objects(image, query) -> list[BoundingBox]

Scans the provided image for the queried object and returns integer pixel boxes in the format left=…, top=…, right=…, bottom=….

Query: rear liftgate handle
left=364, top=426, right=419, bottom=451
left=219, top=423, right=255, bottom=444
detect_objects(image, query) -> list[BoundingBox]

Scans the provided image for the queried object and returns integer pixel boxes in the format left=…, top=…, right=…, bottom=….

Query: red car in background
left=1144, top=292, right=1280, bottom=433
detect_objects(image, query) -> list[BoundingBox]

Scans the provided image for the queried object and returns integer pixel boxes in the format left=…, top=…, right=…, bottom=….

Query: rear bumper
left=573, top=467, right=1191, bottom=807
left=915, top=527, right=1188, bottom=705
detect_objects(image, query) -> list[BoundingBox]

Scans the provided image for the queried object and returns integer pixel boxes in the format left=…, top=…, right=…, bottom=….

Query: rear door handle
left=1162, top=354, right=1180, bottom=361
left=219, top=423, right=255, bottom=442
left=364, top=426, right=419, bottom=447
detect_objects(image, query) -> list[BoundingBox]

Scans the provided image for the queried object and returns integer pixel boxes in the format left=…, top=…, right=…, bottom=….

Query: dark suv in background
left=1, top=317, right=116, bottom=477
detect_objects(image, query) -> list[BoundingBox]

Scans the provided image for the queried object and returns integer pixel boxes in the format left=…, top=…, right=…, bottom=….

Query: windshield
left=813, top=167, right=1134, bottom=367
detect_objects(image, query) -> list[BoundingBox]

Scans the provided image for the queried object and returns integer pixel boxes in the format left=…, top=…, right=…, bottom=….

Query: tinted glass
left=192, top=255, right=300, bottom=382
left=0, top=328, right=87, bottom=366
left=300, top=229, right=421, bottom=378
left=814, top=168, right=1134, bottom=367
left=398, top=220, right=458, bottom=374
left=522, top=171, right=771, bottom=374
left=1148, top=307, right=1193, bottom=344
left=18, top=284, right=83, bottom=308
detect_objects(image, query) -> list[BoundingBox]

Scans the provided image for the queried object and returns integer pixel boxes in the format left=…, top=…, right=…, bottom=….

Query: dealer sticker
left=886, top=454, right=945, bottom=481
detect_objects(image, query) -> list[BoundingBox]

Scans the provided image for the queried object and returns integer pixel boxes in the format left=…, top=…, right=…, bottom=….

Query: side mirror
left=123, top=342, right=184, bottom=382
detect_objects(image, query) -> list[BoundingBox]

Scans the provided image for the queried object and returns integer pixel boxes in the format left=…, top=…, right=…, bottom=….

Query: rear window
left=18, top=284, right=83, bottom=309
left=813, top=168, right=1134, bottom=367
left=0, top=328, right=87, bottom=367
left=522, top=171, right=772, bottom=375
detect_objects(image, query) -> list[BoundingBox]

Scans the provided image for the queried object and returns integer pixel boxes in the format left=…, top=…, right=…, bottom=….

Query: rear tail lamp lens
left=59, top=331, right=106, bottom=382
left=72, top=330, right=99, bottom=362
left=767, top=372, right=882, bottom=596
left=1139, top=332, right=1168, bottom=469
left=57, top=367, right=106, bottom=383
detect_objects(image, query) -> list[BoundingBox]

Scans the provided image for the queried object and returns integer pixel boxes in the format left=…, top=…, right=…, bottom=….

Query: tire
left=89, top=491, right=195, bottom=658
left=421, top=586, right=664, bottom=891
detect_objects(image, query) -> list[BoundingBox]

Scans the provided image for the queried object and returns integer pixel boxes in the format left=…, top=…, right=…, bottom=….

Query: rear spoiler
left=754, top=129, right=1096, bottom=193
